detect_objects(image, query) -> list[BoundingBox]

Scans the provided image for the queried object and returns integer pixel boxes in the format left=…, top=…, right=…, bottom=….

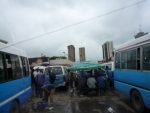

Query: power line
left=0, top=0, right=147, bottom=50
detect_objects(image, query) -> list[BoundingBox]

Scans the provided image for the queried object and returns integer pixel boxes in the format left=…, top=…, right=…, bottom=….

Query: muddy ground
left=21, top=89, right=149, bottom=113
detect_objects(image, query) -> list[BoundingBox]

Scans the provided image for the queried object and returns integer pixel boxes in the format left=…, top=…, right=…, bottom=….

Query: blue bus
left=0, top=41, right=32, bottom=113
left=114, top=34, right=150, bottom=113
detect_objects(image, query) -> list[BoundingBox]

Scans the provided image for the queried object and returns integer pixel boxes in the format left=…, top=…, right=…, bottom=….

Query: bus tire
left=10, top=101, right=20, bottom=113
left=131, top=90, right=145, bottom=113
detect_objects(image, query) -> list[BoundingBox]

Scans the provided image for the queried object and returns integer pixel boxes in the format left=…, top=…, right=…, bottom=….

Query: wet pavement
left=21, top=89, right=149, bottom=113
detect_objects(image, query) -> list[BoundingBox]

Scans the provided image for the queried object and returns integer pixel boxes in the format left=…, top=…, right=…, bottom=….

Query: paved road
left=21, top=89, right=149, bottom=113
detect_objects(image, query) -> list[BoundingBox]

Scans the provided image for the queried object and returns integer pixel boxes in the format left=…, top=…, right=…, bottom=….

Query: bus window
left=21, top=57, right=29, bottom=76
left=0, top=53, right=5, bottom=83
left=143, top=44, right=150, bottom=70
left=21, top=57, right=26, bottom=76
left=5, top=54, right=13, bottom=80
left=127, top=49, right=136, bottom=70
left=25, top=57, right=29, bottom=75
left=10, top=54, right=22, bottom=79
left=121, top=51, right=127, bottom=69
left=137, top=48, right=141, bottom=70
left=115, top=52, right=121, bottom=69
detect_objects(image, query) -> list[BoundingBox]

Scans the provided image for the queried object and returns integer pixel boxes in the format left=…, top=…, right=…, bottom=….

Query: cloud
left=0, top=0, right=149, bottom=61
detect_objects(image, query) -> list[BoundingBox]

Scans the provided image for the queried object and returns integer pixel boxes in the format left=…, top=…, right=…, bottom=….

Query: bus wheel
left=131, top=90, right=145, bottom=113
left=10, top=101, right=20, bottom=113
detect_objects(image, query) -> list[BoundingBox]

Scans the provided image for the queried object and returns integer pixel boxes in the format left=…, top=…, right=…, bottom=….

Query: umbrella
left=68, top=61, right=103, bottom=71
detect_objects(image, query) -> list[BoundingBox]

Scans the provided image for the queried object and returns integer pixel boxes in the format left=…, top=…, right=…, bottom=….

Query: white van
left=102, top=61, right=114, bottom=71
left=33, top=66, right=46, bottom=73
left=44, top=66, right=68, bottom=88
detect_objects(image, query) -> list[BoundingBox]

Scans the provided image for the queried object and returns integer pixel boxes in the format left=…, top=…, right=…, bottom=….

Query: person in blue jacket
left=42, top=69, right=56, bottom=110
left=35, top=70, right=45, bottom=98
left=97, top=70, right=106, bottom=96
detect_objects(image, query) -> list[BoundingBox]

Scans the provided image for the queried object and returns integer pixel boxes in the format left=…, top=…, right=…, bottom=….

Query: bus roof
left=0, top=42, right=27, bottom=57
left=116, top=34, right=150, bottom=52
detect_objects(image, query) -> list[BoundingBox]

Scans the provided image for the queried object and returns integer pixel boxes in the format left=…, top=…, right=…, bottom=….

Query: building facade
left=79, top=47, right=86, bottom=62
left=67, top=45, right=75, bottom=62
left=49, top=59, right=74, bottom=66
left=102, top=41, right=114, bottom=62
left=29, top=56, right=49, bottom=67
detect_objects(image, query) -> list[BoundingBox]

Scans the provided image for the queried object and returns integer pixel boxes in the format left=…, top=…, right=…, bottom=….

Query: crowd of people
left=68, top=68, right=112, bottom=96
left=30, top=66, right=113, bottom=110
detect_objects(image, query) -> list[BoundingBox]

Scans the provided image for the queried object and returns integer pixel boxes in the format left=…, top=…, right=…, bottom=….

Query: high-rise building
left=67, top=45, right=75, bottom=62
left=79, top=47, right=86, bottom=62
left=102, top=41, right=114, bottom=62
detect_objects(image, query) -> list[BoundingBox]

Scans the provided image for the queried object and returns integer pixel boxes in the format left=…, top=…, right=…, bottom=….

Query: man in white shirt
left=87, top=77, right=97, bottom=89
left=33, top=70, right=38, bottom=78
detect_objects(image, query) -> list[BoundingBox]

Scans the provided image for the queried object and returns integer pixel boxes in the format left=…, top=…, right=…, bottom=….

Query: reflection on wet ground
left=64, top=97, right=135, bottom=113
left=22, top=89, right=149, bottom=113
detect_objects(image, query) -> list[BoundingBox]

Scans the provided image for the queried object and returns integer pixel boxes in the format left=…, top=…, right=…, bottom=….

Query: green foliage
left=49, top=56, right=67, bottom=60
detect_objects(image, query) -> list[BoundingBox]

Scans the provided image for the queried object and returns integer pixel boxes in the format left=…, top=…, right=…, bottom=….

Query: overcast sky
left=0, top=0, right=150, bottom=61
